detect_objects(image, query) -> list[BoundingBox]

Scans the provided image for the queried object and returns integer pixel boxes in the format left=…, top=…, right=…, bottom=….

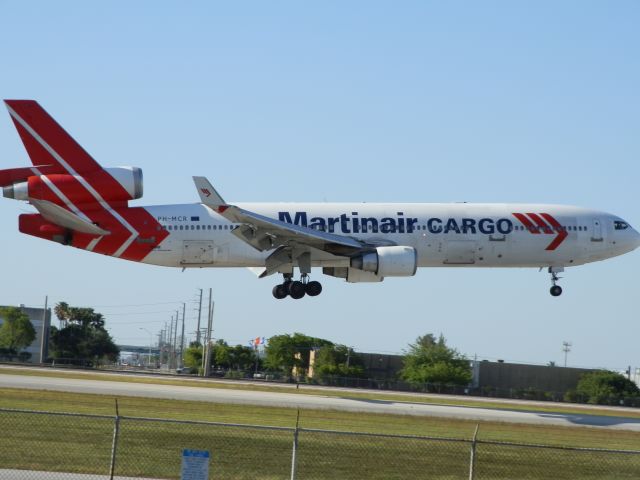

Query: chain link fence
left=1, top=407, right=639, bottom=479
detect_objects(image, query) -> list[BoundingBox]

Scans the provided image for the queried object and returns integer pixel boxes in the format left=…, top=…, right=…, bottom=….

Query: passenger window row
left=163, top=224, right=236, bottom=231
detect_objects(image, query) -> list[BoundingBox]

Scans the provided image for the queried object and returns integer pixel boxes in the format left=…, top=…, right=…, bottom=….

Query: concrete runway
left=2, top=373, right=640, bottom=431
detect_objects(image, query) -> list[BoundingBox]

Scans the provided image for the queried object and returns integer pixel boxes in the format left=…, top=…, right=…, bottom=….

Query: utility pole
left=180, top=302, right=186, bottom=368
left=202, top=288, right=214, bottom=377
left=169, top=315, right=175, bottom=369
left=39, top=296, right=48, bottom=364
left=156, top=332, right=162, bottom=367
left=562, top=341, right=572, bottom=367
left=196, top=288, right=203, bottom=345
left=161, top=322, right=167, bottom=366
left=173, top=310, right=179, bottom=369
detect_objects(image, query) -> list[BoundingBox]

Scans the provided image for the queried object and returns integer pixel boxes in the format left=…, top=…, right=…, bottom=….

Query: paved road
left=2, top=373, right=640, bottom=431
left=0, top=470, right=159, bottom=480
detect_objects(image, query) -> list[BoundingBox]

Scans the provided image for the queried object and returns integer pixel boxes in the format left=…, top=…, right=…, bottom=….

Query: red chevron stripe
left=512, top=213, right=539, bottom=233
left=526, top=213, right=553, bottom=234
left=540, top=213, right=568, bottom=250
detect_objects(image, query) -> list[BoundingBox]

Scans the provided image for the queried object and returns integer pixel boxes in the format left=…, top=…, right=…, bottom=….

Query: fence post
left=468, top=424, right=479, bottom=480
left=290, top=409, right=300, bottom=480
left=109, top=399, right=121, bottom=480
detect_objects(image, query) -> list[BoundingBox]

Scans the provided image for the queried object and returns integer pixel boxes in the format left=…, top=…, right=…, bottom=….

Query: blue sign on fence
left=181, top=449, right=210, bottom=480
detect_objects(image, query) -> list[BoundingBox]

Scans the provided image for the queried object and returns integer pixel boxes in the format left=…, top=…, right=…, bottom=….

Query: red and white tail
left=1, top=100, right=168, bottom=262
left=2, top=100, right=141, bottom=204
left=4, top=100, right=103, bottom=174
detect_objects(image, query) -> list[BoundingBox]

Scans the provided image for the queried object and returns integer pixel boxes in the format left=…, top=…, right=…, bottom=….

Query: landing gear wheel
left=305, top=281, right=322, bottom=297
left=550, top=285, right=563, bottom=297
left=272, top=284, right=288, bottom=299
left=288, top=281, right=306, bottom=299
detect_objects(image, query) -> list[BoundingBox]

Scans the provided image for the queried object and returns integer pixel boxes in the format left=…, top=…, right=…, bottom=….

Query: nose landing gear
left=548, top=267, right=563, bottom=297
left=272, top=273, right=323, bottom=300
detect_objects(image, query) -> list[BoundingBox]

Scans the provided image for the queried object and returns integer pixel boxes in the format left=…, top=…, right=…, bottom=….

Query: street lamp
left=139, top=327, right=153, bottom=367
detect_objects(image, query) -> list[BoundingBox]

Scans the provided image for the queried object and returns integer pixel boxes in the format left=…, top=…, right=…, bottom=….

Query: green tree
left=183, top=343, right=203, bottom=373
left=401, top=334, right=472, bottom=386
left=265, top=333, right=333, bottom=376
left=49, top=302, right=119, bottom=365
left=212, top=340, right=231, bottom=368
left=206, top=340, right=258, bottom=371
left=54, top=302, right=105, bottom=329
left=0, top=307, right=36, bottom=354
left=228, top=344, right=257, bottom=370
left=313, top=344, right=364, bottom=378
left=84, top=328, right=119, bottom=363
left=576, top=370, right=640, bottom=405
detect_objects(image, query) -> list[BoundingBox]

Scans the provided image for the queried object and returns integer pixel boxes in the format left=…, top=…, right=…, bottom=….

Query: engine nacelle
left=2, top=167, right=143, bottom=203
left=323, top=267, right=384, bottom=283
left=350, top=246, right=417, bottom=277
left=104, top=167, right=144, bottom=200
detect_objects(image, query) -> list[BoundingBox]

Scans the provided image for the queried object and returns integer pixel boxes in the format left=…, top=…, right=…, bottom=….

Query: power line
left=88, top=301, right=185, bottom=308
left=99, top=310, right=176, bottom=316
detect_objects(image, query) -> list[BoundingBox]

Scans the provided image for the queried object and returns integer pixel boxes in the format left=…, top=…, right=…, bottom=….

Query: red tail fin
left=4, top=100, right=102, bottom=174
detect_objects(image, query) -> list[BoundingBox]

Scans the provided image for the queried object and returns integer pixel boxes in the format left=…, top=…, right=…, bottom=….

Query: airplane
left=2, top=100, right=639, bottom=299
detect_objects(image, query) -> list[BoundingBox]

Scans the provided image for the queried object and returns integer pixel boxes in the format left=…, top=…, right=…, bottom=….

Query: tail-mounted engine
left=2, top=167, right=143, bottom=204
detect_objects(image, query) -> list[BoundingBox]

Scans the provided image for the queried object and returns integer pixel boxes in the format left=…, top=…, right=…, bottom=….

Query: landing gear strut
left=272, top=273, right=323, bottom=300
left=548, top=267, right=563, bottom=297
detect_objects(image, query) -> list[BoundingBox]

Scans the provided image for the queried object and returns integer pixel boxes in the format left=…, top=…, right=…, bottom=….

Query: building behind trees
left=0, top=305, right=50, bottom=362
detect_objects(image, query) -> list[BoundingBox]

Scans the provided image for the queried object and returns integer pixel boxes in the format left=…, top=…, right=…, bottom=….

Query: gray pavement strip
left=0, top=470, right=162, bottom=480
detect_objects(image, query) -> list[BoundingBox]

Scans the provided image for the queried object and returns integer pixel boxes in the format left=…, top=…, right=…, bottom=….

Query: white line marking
left=86, top=237, right=102, bottom=252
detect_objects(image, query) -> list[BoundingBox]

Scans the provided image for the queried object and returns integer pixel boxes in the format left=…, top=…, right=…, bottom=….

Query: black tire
left=272, top=284, right=288, bottom=299
left=305, top=281, right=323, bottom=297
left=288, top=281, right=306, bottom=299
left=550, top=285, right=563, bottom=297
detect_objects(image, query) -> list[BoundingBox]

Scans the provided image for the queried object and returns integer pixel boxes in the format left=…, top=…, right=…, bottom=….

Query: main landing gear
left=272, top=273, right=323, bottom=300
left=548, top=267, right=563, bottom=297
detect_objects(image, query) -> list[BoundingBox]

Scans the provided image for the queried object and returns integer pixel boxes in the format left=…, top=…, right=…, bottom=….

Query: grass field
left=1, top=377, right=640, bottom=478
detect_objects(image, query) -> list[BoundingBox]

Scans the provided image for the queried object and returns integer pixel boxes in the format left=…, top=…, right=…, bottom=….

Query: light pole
left=562, top=341, right=572, bottom=367
left=139, top=327, right=153, bottom=367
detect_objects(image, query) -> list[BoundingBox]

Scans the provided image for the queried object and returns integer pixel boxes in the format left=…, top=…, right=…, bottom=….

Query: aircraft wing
left=193, top=176, right=367, bottom=256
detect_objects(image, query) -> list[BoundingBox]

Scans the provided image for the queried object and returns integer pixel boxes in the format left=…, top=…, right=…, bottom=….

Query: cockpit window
left=614, top=221, right=629, bottom=230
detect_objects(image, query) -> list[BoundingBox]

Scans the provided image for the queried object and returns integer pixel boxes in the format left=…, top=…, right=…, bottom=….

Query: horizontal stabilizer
left=30, top=199, right=110, bottom=236
left=0, top=165, right=60, bottom=187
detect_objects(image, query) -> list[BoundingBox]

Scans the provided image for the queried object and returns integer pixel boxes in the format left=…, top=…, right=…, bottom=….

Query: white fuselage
left=141, top=202, right=640, bottom=270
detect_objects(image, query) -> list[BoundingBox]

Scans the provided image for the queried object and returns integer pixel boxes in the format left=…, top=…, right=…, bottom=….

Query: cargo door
left=181, top=241, right=214, bottom=265
left=443, top=240, right=476, bottom=264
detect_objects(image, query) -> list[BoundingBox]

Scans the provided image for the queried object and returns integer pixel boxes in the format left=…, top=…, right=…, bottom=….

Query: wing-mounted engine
left=323, top=246, right=418, bottom=283
left=350, top=246, right=417, bottom=277
left=2, top=167, right=143, bottom=205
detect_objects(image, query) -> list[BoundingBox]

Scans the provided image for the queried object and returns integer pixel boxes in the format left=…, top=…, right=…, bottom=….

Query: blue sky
left=1, top=1, right=638, bottom=370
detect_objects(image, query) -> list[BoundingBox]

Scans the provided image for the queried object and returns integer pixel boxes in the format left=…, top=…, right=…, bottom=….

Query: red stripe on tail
left=5, top=100, right=102, bottom=173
